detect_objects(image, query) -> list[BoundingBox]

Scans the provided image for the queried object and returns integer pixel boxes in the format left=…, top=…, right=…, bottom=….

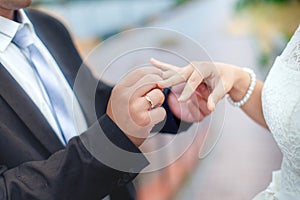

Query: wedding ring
left=145, top=94, right=155, bottom=109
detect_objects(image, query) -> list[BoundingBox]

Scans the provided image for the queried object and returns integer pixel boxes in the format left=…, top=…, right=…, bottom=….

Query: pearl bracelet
left=227, top=68, right=256, bottom=107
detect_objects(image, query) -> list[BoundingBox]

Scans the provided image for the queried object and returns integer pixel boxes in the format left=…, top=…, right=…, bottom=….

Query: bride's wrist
left=228, top=67, right=251, bottom=102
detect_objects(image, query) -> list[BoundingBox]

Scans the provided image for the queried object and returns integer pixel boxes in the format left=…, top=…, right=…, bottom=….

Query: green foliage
left=236, top=0, right=300, bottom=10
left=259, top=52, right=270, bottom=67
left=33, top=0, right=193, bottom=6
left=175, top=0, right=191, bottom=6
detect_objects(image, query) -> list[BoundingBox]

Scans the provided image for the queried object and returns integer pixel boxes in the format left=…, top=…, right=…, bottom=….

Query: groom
left=0, top=0, right=211, bottom=199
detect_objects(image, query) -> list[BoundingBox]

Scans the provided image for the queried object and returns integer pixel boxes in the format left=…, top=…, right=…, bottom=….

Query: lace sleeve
left=280, top=25, right=300, bottom=71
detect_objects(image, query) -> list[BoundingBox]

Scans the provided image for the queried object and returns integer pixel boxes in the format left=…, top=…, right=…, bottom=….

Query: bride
left=151, top=25, right=300, bottom=200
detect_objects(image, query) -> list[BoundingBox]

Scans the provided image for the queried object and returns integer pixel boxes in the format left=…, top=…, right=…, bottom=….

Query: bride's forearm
left=228, top=68, right=268, bottom=130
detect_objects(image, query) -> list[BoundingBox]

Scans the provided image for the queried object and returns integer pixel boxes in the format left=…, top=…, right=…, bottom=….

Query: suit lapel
left=0, top=9, right=102, bottom=154
left=0, top=9, right=91, bottom=154
left=0, top=64, right=64, bottom=153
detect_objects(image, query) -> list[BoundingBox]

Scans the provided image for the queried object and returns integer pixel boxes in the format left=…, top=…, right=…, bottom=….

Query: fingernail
left=211, top=103, right=215, bottom=111
left=208, top=97, right=215, bottom=111
left=209, top=102, right=215, bottom=111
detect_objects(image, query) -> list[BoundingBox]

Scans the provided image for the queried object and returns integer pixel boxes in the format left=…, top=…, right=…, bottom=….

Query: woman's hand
left=151, top=58, right=268, bottom=129
left=150, top=58, right=247, bottom=111
left=167, top=83, right=212, bottom=123
left=107, top=67, right=166, bottom=146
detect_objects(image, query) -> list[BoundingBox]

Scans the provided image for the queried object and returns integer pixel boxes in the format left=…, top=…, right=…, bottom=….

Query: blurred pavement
left=82, top=0, right=283, bottom=199
left=148, top=0, right=283, bottom=199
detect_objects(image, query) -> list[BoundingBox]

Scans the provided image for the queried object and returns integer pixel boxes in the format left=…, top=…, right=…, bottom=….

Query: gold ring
left=145, top=95, right=155, bottom=109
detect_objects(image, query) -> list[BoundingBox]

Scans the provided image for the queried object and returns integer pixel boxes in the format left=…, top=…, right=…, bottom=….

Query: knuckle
left=111, top=85, right=120, bottom=94
left=132, top=68, right=148, bottom=77
left=130, top=106, right=148, bottom=126
left=187, top=64, right=195, bottom=72
left=113, top=84, right=128, bottom=95
left=119, top=90, right=130, bottom=101
left=179, top=71, right=188, bottom=79
left=157, top=90, right=165, bottom=103
left=143, top=74, right=162, bottom=83
left=134, top=67, right=162, bottom=77
left=189, top=74, right=199, bottom=83
left=111, top=87, right=122, bottom=100
left=138, top=113, right=151, bottom=127
left=129, top=102, right=139, bottom=114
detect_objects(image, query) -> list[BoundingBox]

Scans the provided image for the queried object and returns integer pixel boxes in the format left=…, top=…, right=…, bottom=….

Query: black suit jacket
left=0, top=9, right=186, bottom=200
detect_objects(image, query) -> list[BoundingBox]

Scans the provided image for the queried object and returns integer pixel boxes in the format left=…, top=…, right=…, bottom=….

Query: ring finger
left=135, top=89, right=165, bottom=111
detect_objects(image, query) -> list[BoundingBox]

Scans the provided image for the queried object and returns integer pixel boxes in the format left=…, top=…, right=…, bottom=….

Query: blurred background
left=30, top=0, right=299, bottom=199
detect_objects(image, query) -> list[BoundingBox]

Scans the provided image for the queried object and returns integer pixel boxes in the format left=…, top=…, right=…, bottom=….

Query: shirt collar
left=0, top=9, right=34, bottom=52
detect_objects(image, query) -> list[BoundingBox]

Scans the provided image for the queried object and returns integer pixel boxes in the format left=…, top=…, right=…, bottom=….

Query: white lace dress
left=253, top=25, right=300, bottom=200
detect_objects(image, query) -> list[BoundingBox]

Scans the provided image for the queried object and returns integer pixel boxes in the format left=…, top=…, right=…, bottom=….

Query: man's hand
left=106, top=67, right=166, bottom=147
left=168, top=83, right=212, bottom=123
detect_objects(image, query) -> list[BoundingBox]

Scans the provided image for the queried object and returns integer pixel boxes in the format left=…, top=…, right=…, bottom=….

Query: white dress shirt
left=0, top=10, right=88, bottom=145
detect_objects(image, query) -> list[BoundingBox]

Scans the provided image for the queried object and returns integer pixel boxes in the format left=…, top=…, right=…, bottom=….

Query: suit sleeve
left=0, top=114, right=149, bottom=200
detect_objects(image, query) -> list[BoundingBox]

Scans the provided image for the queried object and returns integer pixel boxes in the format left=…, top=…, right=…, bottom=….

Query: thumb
left=207, top=95, right=216, bottom=112
left=207, top=82, right=225, bottom=111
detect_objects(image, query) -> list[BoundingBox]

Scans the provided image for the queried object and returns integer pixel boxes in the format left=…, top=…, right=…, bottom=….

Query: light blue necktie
left=13, top=26, right=76, bottom=145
